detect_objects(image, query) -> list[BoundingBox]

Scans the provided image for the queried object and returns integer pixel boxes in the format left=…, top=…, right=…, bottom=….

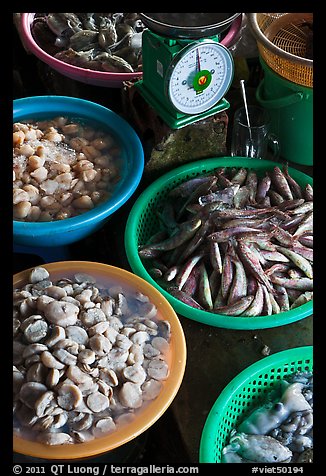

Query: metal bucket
left=139, top=13, right=241, bottom=39
left=256, top=57, right=313, bottom=166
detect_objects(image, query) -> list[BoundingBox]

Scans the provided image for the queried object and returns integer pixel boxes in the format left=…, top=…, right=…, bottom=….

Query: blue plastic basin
left=13, top=96, right=144, bottom=247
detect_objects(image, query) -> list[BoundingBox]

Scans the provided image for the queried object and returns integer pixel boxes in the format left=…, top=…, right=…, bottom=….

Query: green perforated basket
left=124, top=157, right=313, bottom=329
left=199, top=346, right=313, bottom=462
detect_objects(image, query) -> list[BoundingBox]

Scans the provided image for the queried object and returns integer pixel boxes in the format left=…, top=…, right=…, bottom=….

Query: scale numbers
left=166, top=40, right=233, bottom=115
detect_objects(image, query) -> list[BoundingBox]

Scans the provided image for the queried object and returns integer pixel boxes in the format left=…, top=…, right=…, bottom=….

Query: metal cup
left=231, top=105, right=280, bottom=160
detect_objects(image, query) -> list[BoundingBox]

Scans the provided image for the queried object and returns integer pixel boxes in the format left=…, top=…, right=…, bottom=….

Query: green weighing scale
left=136, top=13, right=241, bottom=129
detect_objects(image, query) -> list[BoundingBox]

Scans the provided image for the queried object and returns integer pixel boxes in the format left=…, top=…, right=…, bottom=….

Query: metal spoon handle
left=240, top=79, right=252, bottom=135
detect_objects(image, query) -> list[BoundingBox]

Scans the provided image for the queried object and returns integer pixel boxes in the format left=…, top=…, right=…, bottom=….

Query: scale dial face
left=166, top=40, right=234, bottom=115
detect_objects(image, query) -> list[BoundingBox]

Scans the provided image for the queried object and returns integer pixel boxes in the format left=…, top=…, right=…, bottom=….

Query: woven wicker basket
left=247, top=13, right=313, bottom=87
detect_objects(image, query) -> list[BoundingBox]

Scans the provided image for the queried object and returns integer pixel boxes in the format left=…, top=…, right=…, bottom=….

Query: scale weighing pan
left=139, top=13, right=241, bottom=39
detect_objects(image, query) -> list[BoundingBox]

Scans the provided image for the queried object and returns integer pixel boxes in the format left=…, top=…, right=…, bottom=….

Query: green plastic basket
left=199, top=346, right=313, bottom=463
left=124, top=157, right=313, bottom=329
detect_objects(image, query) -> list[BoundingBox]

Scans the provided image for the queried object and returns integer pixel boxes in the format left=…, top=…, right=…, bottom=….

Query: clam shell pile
left=13, top=116, right=122, bottom=222
left=13, top=267, right=171, bottom=445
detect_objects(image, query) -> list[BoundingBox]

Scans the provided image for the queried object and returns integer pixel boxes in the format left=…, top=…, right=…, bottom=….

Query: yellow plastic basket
left=247, top=13, right=313, bottom=87
left=13, top=261, right=187, bottom=460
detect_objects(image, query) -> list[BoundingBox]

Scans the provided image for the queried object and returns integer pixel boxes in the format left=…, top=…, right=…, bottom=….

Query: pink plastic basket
left=20, top=13, right=242, bottom=88
left=20, top=13, right=143, bottom=88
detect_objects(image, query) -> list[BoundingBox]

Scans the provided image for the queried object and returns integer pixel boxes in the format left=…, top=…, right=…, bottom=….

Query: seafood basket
left=124, top=157, right=313, bottom=330
left=19, top=13, right=243, bottom=88
left=13, top=261, right=187, bottom=460
left=199, top=346, right=313, bottom=462
left=13, top=95, right=144, bottom=247
left=20, top=13, right=144, bottom=88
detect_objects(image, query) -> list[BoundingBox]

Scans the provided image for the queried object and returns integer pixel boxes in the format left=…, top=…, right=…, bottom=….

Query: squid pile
left=31, top=13, right=145, bottom=73
left=221, top=371, right=313, bottom=463
left=138, top=165, right=313, bottom=317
